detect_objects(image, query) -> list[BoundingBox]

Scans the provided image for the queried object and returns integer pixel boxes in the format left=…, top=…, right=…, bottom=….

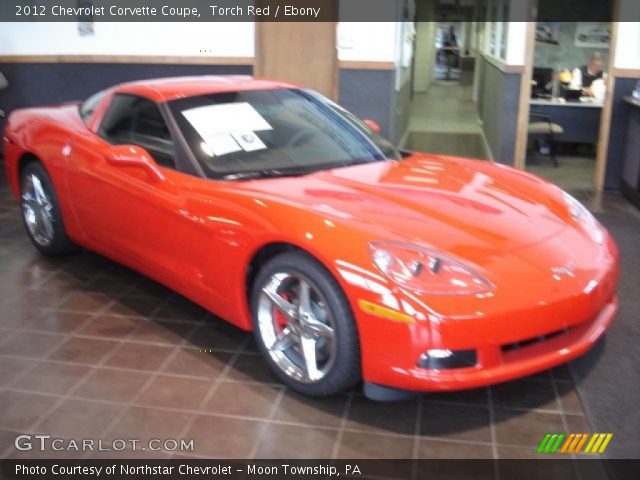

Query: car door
left=64, top=93, right=195, bottom=289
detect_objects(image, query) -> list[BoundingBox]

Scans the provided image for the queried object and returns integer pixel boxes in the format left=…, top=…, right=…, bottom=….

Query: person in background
left=571, top=52, right=607, bottom=101
left=443, top=26, right=459, bottom=80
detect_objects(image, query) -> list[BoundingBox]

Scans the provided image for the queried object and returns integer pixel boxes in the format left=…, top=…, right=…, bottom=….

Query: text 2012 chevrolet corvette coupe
left=3, top=76, right=618, bottom=399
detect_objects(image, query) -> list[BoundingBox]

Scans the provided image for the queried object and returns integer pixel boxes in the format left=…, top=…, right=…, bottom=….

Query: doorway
left=404, top=0, right=486, bottom=159
left=522, top=7, right=615, bottom=193
left=434, top=22, right=463, bottom=82
left=407, top=15, right=486, bottom=160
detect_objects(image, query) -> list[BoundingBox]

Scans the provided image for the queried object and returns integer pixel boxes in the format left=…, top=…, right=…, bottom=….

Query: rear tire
left=250, top=252, right=361, bottom=396
left=20, top=161, right=76, bottom=256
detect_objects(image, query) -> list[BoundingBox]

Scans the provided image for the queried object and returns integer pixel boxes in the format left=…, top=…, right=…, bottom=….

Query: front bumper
left=344, top=233, right=619, bottom=392
left=365, top=296, right=617, bottom=392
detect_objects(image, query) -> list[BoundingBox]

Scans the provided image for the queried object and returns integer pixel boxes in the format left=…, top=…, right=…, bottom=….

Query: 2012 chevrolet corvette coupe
left=3, top=76, right=618, bottom=399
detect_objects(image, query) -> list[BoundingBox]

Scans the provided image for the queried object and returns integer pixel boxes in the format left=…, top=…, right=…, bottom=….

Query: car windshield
left=167, top=88, right=401, bottom=180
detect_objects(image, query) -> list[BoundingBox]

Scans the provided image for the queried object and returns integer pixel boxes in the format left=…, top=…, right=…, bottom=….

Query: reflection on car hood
left=237, top=153, right=568, bottom=262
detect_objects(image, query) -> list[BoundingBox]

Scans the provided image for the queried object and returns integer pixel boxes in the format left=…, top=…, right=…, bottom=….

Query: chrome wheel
left=257, top=272, right=337, bottom=383
left=22, top=173, right=55, bottom=247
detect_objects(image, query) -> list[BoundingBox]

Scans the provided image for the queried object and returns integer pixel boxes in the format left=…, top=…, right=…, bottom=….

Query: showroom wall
left=337, top=21, right=399, bottom=141
left=475, top=56, right=521, bottom=163
left=336, top=3, right=410, bottom=143
left=603, top=77, right=639, bottom=189
left=533, top=22, right=610, bottom=70
left=338, top=69, right=397, bottom=140
left=471, top=9, right=529, bottom=165
left=0, top=13, right=409, bottom=143
left=0, top=22, right=255, bottom=133
left=602, top=16, right=640, bottom=190
left=0, top=22, right=255, bottom=57
left=0, top=63, right=252, bottom=130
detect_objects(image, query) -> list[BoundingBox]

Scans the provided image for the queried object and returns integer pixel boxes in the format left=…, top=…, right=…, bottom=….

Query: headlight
left=369, top=241, right=493, bottom=295
left=562, top=191, right=605, bottom=245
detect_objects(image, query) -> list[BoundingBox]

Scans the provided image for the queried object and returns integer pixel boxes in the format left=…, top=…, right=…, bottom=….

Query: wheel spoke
left=301, top=316, right=334, bottom=339
left=21, top=173, right=55, bottom=246
left=271, top=328, right=296, bottom=352
left=300, top=335, right=321, bottom=381
left=31, top=174, right=46, bottom=205
left=22, top=192, right=36, bottom=207
left=298, top=280, right=312, bottom=314
left=39, top=208, right=55, bottom=239
left=262, top=284, right=297, bottom=323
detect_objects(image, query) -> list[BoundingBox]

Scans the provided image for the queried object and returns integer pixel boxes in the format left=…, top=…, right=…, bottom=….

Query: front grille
left=501, top=327, right=569, bottom=353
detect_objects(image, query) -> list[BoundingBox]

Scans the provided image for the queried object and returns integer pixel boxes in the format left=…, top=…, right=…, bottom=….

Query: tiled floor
left=527, top=155, right=596, bottom=193
left=0, top=167, right=594, bottom=460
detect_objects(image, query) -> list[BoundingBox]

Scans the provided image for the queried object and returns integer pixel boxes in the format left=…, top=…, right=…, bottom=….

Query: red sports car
left=2, top=76, right=618, bottom=399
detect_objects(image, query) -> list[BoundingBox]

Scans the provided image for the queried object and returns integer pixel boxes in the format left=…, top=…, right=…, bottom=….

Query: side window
left=98, top=94, right=176, bottom=169
left=79, top=89, right=108, bottom=125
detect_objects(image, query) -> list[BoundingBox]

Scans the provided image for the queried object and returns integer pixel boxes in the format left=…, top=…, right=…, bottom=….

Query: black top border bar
left=1, top=0, right=637, bottom=22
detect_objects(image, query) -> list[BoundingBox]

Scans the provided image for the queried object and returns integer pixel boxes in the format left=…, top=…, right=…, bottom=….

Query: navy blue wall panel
left=338, top=68, right=395, bottom=141
left=604, top=77, right=639, bottom=190
left=0, top=63, right=253, bottom=133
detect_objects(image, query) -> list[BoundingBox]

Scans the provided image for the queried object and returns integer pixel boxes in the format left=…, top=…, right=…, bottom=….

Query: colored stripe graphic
left=585, top=433, right=614, bottom=454
left=537, top=433, right=566, bottom=453
left=538, top=433, right=612, bottom=454
left=560, top=434, right=575, bottom=453
left=537, top=434, right=552, bottom=453
left=573, top=434, right=589, bottom=453
left=584, top=434, right=599, bottom=453
left=597, top=434, right=613, bottom=453
left=549, top=433, right=565, bottom=453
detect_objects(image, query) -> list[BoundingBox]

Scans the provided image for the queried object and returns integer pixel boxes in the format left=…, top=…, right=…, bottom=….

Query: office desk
left=530, top=99, right=602, bottom=144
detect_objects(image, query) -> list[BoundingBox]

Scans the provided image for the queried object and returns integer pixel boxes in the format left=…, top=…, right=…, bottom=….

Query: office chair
left=527, top=111, right=563, bottom=167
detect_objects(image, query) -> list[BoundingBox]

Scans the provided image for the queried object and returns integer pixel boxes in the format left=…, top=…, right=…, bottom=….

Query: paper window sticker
left=232, top=131, right=267, bottom=152
left=204, top=133, right=242, bottom=157
left=182, top=103, right=273, bottom=141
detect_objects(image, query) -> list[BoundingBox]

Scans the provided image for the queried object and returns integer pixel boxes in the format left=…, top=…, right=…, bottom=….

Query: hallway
left=405, top=81, right=488, bottom=160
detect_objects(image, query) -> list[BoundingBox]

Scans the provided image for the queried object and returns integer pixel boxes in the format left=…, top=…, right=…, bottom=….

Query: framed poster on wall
left=536, top=22, right=560, bottom=45
left=77, top=0, right=95, bottom=36
left=575, top=22, right=610, bottom=48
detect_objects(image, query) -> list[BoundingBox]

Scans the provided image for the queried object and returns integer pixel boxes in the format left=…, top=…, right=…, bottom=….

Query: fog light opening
left=418, top=348, right=477, bottom=369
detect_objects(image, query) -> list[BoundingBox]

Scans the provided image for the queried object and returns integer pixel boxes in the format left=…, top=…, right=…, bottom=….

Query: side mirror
left=105, top=145, right=165, bottom=182
left=363, top=119, right=382, bottom=134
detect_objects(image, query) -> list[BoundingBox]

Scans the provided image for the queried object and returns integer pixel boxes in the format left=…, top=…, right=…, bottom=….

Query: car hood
left=236, top=154, right=568, bottom=266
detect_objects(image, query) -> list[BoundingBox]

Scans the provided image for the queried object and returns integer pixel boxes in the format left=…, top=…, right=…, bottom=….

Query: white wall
left=615, top=0, right=640, bottom=70
left=614, top=23, right=640, bottom=70
left=0, top=20, right=413, bottom=67
left=0, top=20, right=404, bottom=65
left=337, top=22, right=398, bottom=62
left=0, top=22, right=255, bottom=57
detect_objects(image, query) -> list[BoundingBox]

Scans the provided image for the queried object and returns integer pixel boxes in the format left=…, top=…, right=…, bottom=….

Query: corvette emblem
left=241, top=133, right=255, bottom=143
left=552, top=262, right=576, bottom=278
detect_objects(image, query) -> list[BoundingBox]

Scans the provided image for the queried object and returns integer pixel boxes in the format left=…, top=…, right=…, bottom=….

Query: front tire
left=20, top=161, right=76, bottom=256
left=250, top=252, right=361, bottom=396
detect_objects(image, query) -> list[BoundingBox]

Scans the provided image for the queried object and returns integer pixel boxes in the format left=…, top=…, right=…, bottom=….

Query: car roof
left=115, top=76, right=298, bottom=103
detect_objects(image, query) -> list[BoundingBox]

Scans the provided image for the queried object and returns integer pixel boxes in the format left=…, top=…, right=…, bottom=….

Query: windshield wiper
left=222, top=167, right=319, bottom=181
